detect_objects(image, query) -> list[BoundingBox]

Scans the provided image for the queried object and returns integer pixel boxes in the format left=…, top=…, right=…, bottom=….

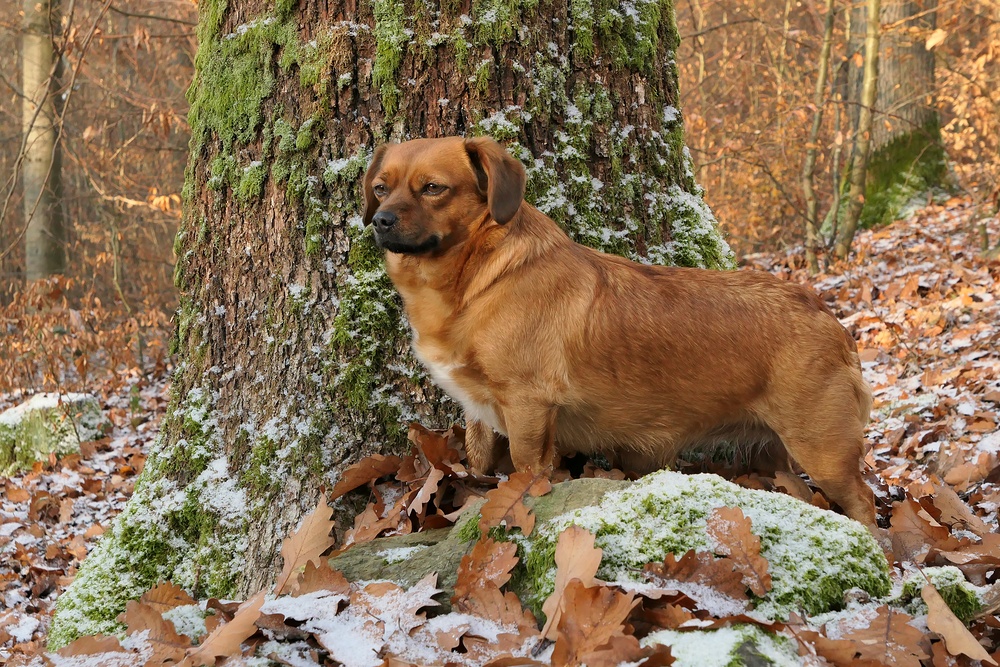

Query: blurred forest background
left=0, top=0, right=997, bottom=395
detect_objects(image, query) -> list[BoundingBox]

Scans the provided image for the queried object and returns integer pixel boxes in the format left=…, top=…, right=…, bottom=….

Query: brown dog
left=362, top=136, right=875, bottom=528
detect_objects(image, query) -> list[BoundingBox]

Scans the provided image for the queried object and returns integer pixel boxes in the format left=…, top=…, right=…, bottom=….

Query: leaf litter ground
left=2, top=197, right=1000, bottom=666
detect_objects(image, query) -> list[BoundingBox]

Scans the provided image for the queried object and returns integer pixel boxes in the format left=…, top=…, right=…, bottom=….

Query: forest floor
left=1, top=195, right=999, bottom=666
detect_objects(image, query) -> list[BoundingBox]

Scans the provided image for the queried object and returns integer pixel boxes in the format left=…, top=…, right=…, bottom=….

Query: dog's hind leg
left=770, top=411, right=875, bottom=529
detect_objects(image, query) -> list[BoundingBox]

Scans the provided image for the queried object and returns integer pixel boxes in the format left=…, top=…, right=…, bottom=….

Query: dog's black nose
left=372, top=210, right=397, bottom=232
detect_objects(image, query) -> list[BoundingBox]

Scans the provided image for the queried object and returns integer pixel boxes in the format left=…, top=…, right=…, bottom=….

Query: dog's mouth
left=375, top=233, right=441, bottom=255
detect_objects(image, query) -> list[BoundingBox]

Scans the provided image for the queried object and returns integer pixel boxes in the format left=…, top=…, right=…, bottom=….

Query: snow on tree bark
left=50, top=0, right=733, bottom=646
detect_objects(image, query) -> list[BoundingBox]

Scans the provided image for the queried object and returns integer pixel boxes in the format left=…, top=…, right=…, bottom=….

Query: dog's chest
left=414, top=342, right=505, bottom=434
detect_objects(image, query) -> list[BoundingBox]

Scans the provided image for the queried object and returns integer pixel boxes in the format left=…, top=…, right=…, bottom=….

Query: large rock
left=329, top=477, right=626, bottom=605
left=0, top=393, right=107, bottom=474
left=330, top=472, right=890, bottom=621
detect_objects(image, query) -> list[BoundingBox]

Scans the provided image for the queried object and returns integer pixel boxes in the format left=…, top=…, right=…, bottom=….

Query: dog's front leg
left=465, top=419, right=504, bottom=475
left=506, top=403, right=559, bottom=473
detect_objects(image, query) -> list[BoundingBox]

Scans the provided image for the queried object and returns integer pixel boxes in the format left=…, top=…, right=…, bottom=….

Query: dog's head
left=361, top=136, right=526, bottom=255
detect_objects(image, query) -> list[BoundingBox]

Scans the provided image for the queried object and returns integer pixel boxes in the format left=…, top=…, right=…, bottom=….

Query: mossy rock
left=519, top=471, right=891, bottom=619
left=330, top=473, right=889, bottom=622
left=328, top=477, right=626, bottom=605
left=643, top=624, right=801, bottom=667
left=0, top=393, right=107, bottom=474
left=894, top=566, right=985, bottom=623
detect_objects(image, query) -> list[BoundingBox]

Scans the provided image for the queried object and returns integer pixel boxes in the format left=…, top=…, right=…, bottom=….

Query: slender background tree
left=835, top=0, right=882, bottom=258
left=21, top=0, right=65, bottom=280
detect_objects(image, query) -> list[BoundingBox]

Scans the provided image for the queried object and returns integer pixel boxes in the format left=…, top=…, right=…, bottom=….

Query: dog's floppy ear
left=362, top=143, right=390, bottom=226
left=465, top=136, right=526, bottom=224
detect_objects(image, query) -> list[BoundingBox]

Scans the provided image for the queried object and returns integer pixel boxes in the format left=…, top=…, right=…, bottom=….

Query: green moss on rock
left=895, top=566, right=984, bottom=623
left=860, top=125, right=948, bottom=229
left=643, top=624, right=801, bottom=667
left=0, top=394, right=108, bottom=474
left=521, top=471, right=890, bottom=619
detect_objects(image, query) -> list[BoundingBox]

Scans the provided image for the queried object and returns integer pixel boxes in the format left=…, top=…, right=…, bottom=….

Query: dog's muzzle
left=372, top=210, right=441, bottom=255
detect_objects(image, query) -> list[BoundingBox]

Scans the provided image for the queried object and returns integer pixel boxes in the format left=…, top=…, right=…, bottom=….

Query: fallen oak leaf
left=922, top=583, right=997, bottom=665
left=478, top=470, right=552, bottom=536
left=406, top=466, right=446, bottom=519
left=293, top=560, right=350, bottom=597
left=273, top=497, right=336, bottom=595
left=921, top=483, right=990, bottom=536
left=329, top=454, right=404, bottom=501
left=140, top=581, right=197, bottom=615
left=541, top=525, right=603, bottom=640
left=574, top=635, right=675, bottom=667
left=340, top=489, right=416, bottom=550
left=182, top=590, right=266, bottom=667
left=706, top=506, right=772, bottom=596
left=408, top=423, right=465, bottom=472
left=890, top=497, right=960, bottom=563
left=119, top=599, right=191, bottom=666
left=452, top=537, right=519, bottom=604
left=551, top=581, right=638, bottom=667
left=56, top=635, right=126, bottom=657
left=643, top=551, right=749, bottom=614
left=798, top=605, right=928, bottom=667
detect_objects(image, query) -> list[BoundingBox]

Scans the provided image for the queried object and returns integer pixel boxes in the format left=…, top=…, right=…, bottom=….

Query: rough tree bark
left=50, top=0, right=733, bottom=645
left=841, top=0, right=943, bottom=231
left=22, top=0, right=65, bottom=280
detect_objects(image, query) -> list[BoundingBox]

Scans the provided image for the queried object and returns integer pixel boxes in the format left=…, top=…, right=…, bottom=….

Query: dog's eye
left=422, top=183, right=446, bottom=196
left=373, top=184, right=388, bottom=197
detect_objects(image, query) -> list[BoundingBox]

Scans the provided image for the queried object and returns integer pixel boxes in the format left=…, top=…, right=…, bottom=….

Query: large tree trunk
left=21, top=0, right=65, bottom=280
left=842, top=0, right=944, bottom=230
left=50, top=0, right=733, bottom=646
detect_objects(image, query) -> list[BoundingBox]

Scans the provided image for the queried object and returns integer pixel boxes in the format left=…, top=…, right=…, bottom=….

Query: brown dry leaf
left=56, top=634, right=126, bottom=657
left=341, top=490, right=415, bottom=549
left=772, top=471, right=813, bottom=503
left=329, top=454, right=404, bottom=500
left=141, top=581, right=197, bottom=615
left=293, top=560, right=350, bottom=597
left=182, top=590, right=265, bottom=667
left=808, top=605, right=928, bottom=667
left=551, top=580, right=638, bottom=667
left=890, top=497, right=960, bottom=562
left=639, top=602, right=697, bottom=629
left=273, top=497, right=336, bottom=595
left=120, top=599, right=191, bottom=666
left=453, top=577, right=538, bottom=634
left=644, top=551, right=748, bottom=603
left=706, top=507, right=772, bottom=596
left=925, top=483, right=990, bottom=536
left=408, top=423, right=464, bottom=471
left=922, top=583, right=997, bottom=664
left=406, top=466, right=445, bottom=518
left=478, top=471, right=552, bottom=536
left=453, top=537, right=519, bottom=603
left=541, top=525, right=604, bottom=639
left=576, top=636, right=675, bottom=667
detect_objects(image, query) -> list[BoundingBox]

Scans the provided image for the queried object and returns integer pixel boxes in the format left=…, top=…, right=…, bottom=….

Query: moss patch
left=860, top=124, right=948, bottom=228
left=48, top=387, right=248, bottom=648
left=0, top=394, right=107, bottom=474
left=643, top=624, right=801, bottom=667
left=895, top=566, right=985, bottom=623
left=520, top=471, right=889, bottom=619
